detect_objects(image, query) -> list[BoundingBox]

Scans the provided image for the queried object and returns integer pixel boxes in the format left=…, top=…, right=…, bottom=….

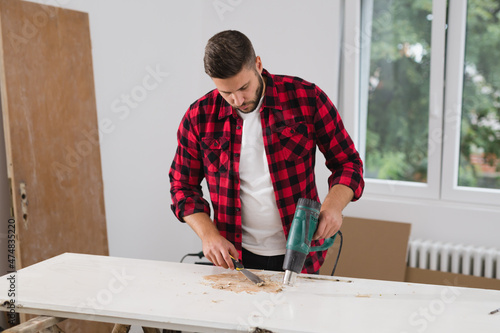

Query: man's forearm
left=183, top=212, right=220, bottom=240
left=313, top=184, right=354, bottom=240
left=322, top=184, right=354, bottom=213
left=183, top=212, right=239, bottom=269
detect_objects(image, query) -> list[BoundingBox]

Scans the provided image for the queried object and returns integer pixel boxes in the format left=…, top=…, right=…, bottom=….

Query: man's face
left=212, top=57, right=265, bottom=113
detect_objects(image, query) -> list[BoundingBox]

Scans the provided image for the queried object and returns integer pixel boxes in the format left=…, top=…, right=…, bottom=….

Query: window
left=364, top=0, right=432, bottom=184
left=353, top=0, right=500, bottom=205
left=457, top=0, right=500, bottom=190
left=357, top=0, right=446, bottom=199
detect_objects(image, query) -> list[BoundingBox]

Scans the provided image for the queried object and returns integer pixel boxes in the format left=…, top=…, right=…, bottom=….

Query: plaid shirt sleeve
left=314, top=86, right=364, bottom=200
left=169, top=108, right=211, bottom=221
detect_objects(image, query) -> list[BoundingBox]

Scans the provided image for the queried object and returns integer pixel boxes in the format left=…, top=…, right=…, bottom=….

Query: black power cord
left=330, top=230, right=343, bottom=276
left=180, top=251, right=204, bottom=263
left=180, top=251, right=214, bottom=266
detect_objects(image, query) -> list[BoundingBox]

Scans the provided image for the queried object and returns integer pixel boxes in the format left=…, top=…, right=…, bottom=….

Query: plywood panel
left=0, top=0, right=108, bottom=266
left=0, top=0, right=110, bottom=331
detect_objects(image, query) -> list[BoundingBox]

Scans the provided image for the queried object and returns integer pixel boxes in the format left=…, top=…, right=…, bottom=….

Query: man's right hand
left=201, top=233, right=239, bottom=269
left=183, top=212, right=239, bottom=269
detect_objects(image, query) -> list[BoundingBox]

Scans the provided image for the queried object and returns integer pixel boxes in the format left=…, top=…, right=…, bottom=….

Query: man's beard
left=237, top=72, right=264, bottom=113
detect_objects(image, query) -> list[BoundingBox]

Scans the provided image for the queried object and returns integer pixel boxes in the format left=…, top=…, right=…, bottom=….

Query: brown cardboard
left=320, top=217, right=411, bottom=282
left=405, top=267, right=500, bottom=291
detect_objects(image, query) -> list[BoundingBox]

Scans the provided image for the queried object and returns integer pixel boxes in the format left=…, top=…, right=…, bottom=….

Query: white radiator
left=407, top=239, right=500, bottom=279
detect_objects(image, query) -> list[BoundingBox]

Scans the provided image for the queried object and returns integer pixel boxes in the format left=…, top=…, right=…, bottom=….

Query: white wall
left=12, top=0, right=342, bottom=264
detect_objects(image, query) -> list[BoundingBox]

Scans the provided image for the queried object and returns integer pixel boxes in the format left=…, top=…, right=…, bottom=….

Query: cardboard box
left=405, top=267, right=500, bottom=291
left=320, top=217, right=411, bottom=282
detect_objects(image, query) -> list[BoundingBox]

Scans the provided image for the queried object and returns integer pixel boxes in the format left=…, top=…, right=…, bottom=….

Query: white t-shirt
left=237, top=99, right=287, bottom=256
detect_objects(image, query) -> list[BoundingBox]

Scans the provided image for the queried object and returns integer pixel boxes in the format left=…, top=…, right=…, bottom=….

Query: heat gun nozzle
left=283, top=270, right=297, bottom=286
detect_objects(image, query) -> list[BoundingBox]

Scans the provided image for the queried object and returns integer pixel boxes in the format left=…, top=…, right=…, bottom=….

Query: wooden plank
left=111, top=324, right=131, bottom=333
left=141, top=328, right=161, bottom=333
left=112, top=324, right=176, bottom=333
left=0, top=0, right=109, bottom=268
left=39, top=326, right=64, bottom=333
left=111, top=324, right=177, bottom=333
left=2, top=315, right=64, bottom=333
left=0, top=1, right=110, bottom=332
left=1, top=253, right=500, bottom=332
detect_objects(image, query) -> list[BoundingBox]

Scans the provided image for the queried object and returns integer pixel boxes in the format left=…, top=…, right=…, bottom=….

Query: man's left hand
left=312, top=184, right=354, bottom=240
left=313, top=207, right=343, bottom=240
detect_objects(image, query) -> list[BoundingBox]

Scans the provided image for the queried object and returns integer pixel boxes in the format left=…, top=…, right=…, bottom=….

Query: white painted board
left=0, top=253, right=499, bottom=332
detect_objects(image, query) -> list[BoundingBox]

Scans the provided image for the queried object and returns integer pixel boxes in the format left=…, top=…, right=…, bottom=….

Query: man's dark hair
left=204, top=30, right=256, bottom=79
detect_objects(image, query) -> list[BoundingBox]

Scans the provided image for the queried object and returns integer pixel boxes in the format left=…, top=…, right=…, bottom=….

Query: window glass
left=458, top=0, right=500, bottom=189
left=364, top=0, right=433, bottom=182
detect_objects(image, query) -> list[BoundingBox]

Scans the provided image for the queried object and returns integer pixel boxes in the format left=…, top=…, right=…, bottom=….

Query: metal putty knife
left=230, top=256, right=265, bottom=285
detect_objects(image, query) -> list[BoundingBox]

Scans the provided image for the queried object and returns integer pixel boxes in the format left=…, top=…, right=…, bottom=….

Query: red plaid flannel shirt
left=169, top=69, right=364, bottom=273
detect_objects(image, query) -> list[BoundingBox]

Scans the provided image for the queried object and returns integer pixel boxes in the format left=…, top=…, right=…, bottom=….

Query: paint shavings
left=356, top=294, right=371, bottom=298
left=203, top=271, right=283, bottom=294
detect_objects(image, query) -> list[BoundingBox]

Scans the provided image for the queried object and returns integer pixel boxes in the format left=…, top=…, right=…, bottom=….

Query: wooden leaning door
left=0, top=0, right=111, bottom=331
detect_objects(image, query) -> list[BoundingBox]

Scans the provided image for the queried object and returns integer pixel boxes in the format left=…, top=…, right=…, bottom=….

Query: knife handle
left=229, top=255, right=244, bottom=270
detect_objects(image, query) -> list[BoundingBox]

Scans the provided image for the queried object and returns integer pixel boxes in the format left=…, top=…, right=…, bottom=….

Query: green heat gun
left=282, top=198, right=337, bottom=285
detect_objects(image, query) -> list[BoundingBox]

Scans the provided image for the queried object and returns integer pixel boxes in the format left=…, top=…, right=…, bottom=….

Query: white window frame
left=342, top=0, right=500, bottom=206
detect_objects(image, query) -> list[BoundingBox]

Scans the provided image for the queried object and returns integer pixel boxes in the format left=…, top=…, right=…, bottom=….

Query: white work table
left=0, top=253, right=499, bottom=332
